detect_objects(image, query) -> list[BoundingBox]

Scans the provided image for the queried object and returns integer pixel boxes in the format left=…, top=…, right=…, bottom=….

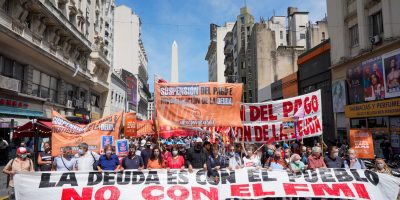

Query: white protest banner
left=14, top=168, right=400, bottom=200
left=238, top=90, right=323, bottom=143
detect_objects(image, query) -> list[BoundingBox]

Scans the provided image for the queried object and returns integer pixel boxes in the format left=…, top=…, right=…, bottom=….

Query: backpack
left=6, top=158, right=32, bottom=186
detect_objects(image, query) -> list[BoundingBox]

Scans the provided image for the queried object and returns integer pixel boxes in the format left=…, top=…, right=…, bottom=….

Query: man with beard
left=141, top=140, right=152, bottom=169
left=186, top=138, right=207, bottom=173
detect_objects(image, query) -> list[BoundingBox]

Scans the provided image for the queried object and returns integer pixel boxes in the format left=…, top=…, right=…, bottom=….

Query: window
left=241, top=77, right=246, bottom=84
left=241, top=62, right=245, bottom=69
left=300, top=33, right=306, bottom=39
left=243, top=92, right=247, bottom=101
left=322, top=32, right=326, bottom=40
left=349, top=25, right=359, bottom=47
left=32, top=69, right=58, bottom=102
left=240, top=16, right=245, bottom=24
left=0, top=56, right=25, bottom=83
left=370, top=11, right=383, bottom=36
left=3, top=57, right=13, bottom=77
left=280, top=31, right=283, bottom=39
left=91, top=94, right=100, bottom=107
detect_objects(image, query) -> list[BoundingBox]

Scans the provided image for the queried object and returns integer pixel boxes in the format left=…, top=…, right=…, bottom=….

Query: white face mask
left=333, top=153, right=339, bottom=158
left=295, top=160, right=301, bottom=164
left=78, top=149, right=85, bottom=155
left=172, top=151, right=178, bottom=156
left=377, top=163, right=384, bottom=169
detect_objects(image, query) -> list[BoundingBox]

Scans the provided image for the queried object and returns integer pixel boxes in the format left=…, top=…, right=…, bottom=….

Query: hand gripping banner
left=14, top=168, right=400, bottom=200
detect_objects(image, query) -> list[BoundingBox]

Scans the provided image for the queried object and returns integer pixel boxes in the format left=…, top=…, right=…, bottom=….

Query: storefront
left=297, top=40, right=335, bottom=143
left=345, top=98, right=400, bottom=156
left=282, top=72, right=298, bottom=99
left=332, top=40, right=400, bottom=158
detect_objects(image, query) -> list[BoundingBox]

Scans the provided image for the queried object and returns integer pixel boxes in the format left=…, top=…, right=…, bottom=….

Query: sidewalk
left=0, top=165, right=8, bottom=200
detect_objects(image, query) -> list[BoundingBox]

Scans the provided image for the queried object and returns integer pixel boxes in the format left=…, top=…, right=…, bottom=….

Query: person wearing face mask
left=3, top=147, right=34, bottom=200
left=52, top=146, right=77, bottom=171
left=265, top=149, right=288, bottom=170
left=141, top=140, right=152, bottom=169
left=166, top=145, right=185, bottom=170
left=307, top=146, right=327, bottom=170
left=301, top=146, right=309, bottom=165
left=227, top=144, right=242, bottom=170
left=242, top=143, right=261, bottom=168
left=289, top=154, right=305, bottom=173
left=284, top=149, right=291, bottom=165
left=372, top=158, right=392, bottom=175
left=186, top=138, right=207, bottom=173
left=122, top=144, right=144, bottom=170
left=97, top=145, right=121, bottom=172
left=75, top=142, right=100, bottom=171
left=344, top=148, right=366, bottom=169
left=147, top=147, right=164, bottom=169
left=324, top=146, right=342, bottom=168
left=38, top=142, right=52, bottom=171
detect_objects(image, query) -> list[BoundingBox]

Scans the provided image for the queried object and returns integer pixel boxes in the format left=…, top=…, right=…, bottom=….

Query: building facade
left=103, top=71, right=126, bottom=116
left=113, top=5, right=149, bottom=119
left=205, top=22, right=234, bottom=83
left=306, top=18, right=329, bottom=50
left=287, top=7, right=309, bottom=48
left=327, top=0, right=400, bottom=156
left=0, top=0, right=114, bottom=137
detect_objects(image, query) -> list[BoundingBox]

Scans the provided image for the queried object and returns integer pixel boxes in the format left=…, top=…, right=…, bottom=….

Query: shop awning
left=0, top=106, right=43, bottom=117
left=13, top=120, right=51, bottom=138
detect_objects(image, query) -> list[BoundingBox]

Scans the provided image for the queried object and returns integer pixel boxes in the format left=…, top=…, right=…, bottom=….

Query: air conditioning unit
left=370, top=35, right=381, bottom=45
left=66, top=100, right=73, bottom=108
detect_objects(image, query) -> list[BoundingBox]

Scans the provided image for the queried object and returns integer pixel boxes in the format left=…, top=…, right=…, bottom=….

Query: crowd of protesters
left=2, top=136, right=398, bottom=199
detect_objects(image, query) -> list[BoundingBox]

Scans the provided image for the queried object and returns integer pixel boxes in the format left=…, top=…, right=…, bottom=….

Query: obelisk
left=171, top=41, right=179, bottom=82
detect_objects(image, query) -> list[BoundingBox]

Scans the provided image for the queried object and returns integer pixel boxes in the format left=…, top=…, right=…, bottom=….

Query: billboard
left=383, top=49, right=400, bottom=98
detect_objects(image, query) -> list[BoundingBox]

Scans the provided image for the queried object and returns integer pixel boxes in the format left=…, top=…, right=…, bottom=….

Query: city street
left=0, top=165, right=8, bottom=199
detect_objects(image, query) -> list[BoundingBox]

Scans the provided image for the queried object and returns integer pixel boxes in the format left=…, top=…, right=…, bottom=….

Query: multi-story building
left=147, top=94, right=154, bottom=120
left=267, top=16, right=287, bottom=49
left=327, top=0, right=400, bottom=156
left=103, top=70, right=127, bottom=116
left=287, top=7, right=309, bottom=48
left=205, top=22, right=234, bottom=83
left=306, top=18, right=329, bottom=50
left=113, top=5, right=150, bottom=119
left=0, top=0, right=114, bottom=137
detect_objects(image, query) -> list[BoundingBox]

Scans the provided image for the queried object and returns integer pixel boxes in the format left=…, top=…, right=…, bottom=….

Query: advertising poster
left=15, top=169, right=400, bottom=200
left=239, top=90, right=322, bottom=143
left=124, top=112, right=137, bottom=137
left=155, top=82, right=243, bottom=128
left=116, top=139, right=129, bottom=156
left=51, top=110, right=123, bottom=156
left=331, top=80, right=347, bottom=112
left=383, top=48, right=400, bottom=98
left=349, top=129, right=375, bottom=159
left=362, top=56, right=385, bottom=101
left=346, top=64, right=364, bottom=104
left=126, top=75, right=138, bottom=107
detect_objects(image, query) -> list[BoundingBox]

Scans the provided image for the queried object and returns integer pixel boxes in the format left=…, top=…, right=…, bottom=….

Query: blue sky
left=115, top=0, right=327, bottom=90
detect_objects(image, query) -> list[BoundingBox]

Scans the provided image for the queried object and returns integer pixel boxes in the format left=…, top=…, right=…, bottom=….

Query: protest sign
left=239, top=90, right=322, bottom=143
left=137, top=120, right=155, bottom=137
left=124, top=112, right=137, bottom=137
left=349, top=129, right=375, bottom=159
left=116, top=139, right=129, bottom=156
left=15, top=168, right=400, bottom=200
left=155, top=82, right=243, bottom=128
left=100, top=136, right=113, bottom=154
left=51, top=110, right=123, bottom=156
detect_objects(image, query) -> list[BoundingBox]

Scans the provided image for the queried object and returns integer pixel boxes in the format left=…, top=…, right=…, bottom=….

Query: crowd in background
left=1, top=136, right=398, bottom=199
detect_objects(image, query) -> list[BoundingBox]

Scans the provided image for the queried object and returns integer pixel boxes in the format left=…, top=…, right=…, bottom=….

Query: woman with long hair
left=373, top=158, right=392, bottom=175
left=147, top=146, right=164, bottom=169
left=165, top=145, right=185, bottom=170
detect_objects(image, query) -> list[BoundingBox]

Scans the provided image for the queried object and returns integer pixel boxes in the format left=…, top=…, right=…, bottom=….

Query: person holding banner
left=141, top=140, right=153, bottom=169
left=324, top=146, right=342, bottom=169
left=344, top=149, right=366, bottom=169
left=38, top=142, right=52, bottom=171
left=97, top=145, right=121, bottom=172
left=242, top=145, right=261, bottom=168
left=265, top=149, right=288, bottom=170
left=52, top=146, right=77, bottom=171
left=122, top=144, right=144, bottom=170
left=75, top=143, right=100, bottom=171
left=166, top=145, right=185, bottom=170
left=227, top=144, right=242, bottom=170
left=289, top=154, right=305, bottom=173
left=186, top=138, right=207, bottom=173
left=147, top=147, right=165, bottom=169
left=207, top=144, right=227, bottom=183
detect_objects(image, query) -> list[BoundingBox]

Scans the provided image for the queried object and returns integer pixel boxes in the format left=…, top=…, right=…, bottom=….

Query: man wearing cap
left=3, top=147, right=34, bottom=199
left=186, top=138, right=207, bottom=173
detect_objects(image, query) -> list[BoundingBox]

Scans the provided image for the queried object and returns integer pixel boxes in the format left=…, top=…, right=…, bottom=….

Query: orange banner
left=137, top=120, right=155, bottom=137
left=51, top=110, right=123, bottom=156
left=155, top=82, right=243, bottom=128
left=349, top=129, right=375, bottom=159
left=124, top=112, right=137, bottom=137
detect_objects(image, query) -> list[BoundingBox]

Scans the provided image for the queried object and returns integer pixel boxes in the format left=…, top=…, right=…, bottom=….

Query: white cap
left=196, top=138, right=203, bottom=143
left=140, top=139, right=146, bottom=146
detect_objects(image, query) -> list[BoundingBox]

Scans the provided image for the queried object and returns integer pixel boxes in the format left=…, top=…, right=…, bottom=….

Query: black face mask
left=146, top=145, right=151, bottom=148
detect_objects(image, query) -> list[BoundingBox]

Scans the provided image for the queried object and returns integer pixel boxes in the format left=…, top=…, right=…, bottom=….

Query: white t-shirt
left=243, top=155, right=261, bottom=168
left=75, top=151, right=100, bottom=171
left=53, top=156, right=77, bottom=171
